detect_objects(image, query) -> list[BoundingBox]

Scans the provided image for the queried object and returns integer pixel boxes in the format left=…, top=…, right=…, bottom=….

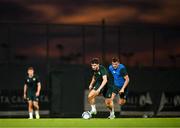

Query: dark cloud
left=0, top=1, right=36, bottom=22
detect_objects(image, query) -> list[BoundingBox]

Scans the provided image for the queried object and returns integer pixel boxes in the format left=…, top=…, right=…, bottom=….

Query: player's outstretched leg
left=105, top=98, right=115, bottom=119
left=88, top=90, right=97, bottom=115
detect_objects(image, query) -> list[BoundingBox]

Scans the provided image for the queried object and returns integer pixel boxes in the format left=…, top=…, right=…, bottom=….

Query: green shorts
left=112, top=85, right=128, bottom=99
left=93, top=83, right=112, bottom=98
left=27, top=91, right=39, bottom=101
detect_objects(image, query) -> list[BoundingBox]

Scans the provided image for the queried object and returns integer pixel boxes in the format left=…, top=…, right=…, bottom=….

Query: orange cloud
left=25, top=1, right=180, bottom=25
left=27, top=4, right=138, bottom=24
left=16, top=45, right=47, bottom=58
left=53, top=6, right=138, bottom=24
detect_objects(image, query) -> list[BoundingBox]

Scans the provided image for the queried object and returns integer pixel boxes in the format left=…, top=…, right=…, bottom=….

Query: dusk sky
left=1, top=0, right=180, bottom=25
left=0, top=0, right=180, bottom=67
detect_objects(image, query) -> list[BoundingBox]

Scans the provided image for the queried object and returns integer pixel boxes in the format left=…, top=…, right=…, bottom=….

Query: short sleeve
left=101, top=66, right=108, bottom=76
left=36, top=76, right=40, bottom=83
left=120, top=68, right=128, bottom=77
left=24, top=78, right=28, bottom=85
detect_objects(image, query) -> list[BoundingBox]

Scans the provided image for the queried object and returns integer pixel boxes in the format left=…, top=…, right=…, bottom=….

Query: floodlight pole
left=101, top=19, right=106, bottom=64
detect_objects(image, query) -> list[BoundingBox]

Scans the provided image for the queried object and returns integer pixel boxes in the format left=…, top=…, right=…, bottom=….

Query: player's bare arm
left=120, top=75, right=129, bottom=93
left=36, top=82, right=41, bottom=97
left=24, top=84, right=27, bottom=99
left=96, top=75, right=107, bottom=94
left=89, top=76, right=95, bottom=90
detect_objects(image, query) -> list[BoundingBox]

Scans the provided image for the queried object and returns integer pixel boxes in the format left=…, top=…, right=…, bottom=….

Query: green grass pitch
left=0, top=118, right=180, bottom=128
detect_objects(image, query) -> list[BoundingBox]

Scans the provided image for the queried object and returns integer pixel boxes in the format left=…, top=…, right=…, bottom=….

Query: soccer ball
left=82, top=111, right=92, bottom=119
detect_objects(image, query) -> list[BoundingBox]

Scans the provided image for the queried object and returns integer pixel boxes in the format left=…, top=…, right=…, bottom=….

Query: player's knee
left=88, top=95, right=92, bottom=100
left=119, top=99, right=126, bottom=105
left=35, top=105, right=39, bottom=110
left=88, top=92, right=95, bottom=100
left=105, top=99, right=112, bottom=106
left=33, top=103, right=39, bottom=109
left=33, top=102, right=38, bottom=106
left=28, top=102, right=33, bottom=106
left=111, top=93, right=116, bottom=100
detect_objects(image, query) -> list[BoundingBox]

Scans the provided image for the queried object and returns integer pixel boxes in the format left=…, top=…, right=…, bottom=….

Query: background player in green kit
left=88, top=58, right=115, bottom=119
left=23, top=67, right=41, bottom=119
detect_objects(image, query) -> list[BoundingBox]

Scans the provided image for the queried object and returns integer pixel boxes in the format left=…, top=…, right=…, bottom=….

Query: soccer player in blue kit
left=108, top=57, right=130, bottom=118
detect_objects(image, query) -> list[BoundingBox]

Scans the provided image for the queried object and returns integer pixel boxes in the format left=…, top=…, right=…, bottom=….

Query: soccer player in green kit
left=23, top=67, right=41, bottom=119
left=88, top=58, right=115, bottom=119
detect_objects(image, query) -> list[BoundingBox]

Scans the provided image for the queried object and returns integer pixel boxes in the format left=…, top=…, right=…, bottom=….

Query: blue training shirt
left=108, top=64, right=128, bottom=88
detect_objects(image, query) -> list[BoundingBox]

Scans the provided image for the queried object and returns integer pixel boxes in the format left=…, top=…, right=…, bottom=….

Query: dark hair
left=91, top=58, right=100, bottom=64
left=27, top=67, right=34, bottom=71
left=112, top=57, right=119, bottom=62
